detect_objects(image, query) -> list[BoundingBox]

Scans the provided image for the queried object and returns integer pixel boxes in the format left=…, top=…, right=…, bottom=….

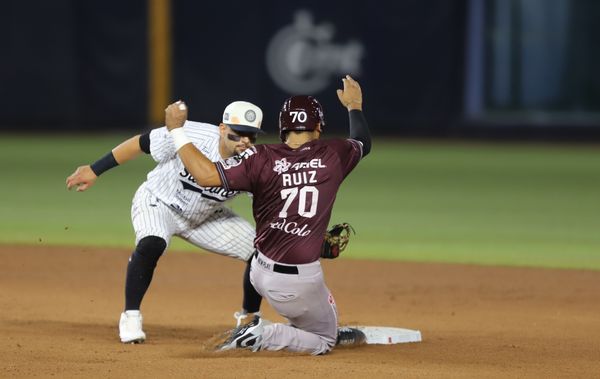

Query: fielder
left=66, top=101, right=265, bottom=343
left=164, top=75, right=371, bottom=354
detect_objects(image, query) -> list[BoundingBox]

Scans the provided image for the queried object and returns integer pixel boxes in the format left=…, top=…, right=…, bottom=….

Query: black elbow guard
left=139, top=132, right=151, bottom=154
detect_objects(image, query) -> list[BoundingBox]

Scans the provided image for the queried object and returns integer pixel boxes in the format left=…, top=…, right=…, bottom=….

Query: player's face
left=219, top=124, right=256, bottom=156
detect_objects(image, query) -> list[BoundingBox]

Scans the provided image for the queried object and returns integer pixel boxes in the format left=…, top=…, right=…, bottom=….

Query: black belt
left=253, top=251, right=299, bottom=275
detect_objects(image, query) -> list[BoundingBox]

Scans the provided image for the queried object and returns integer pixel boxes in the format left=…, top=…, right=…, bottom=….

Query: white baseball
left=178, top=103, right=187, bottom=111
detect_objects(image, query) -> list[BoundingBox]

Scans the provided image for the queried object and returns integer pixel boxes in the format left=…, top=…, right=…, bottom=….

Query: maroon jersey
left=216, top=139, right=363, bottom=264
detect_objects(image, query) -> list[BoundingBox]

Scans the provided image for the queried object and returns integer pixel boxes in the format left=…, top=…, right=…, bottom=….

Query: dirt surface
left=1, top=245, right=599, bottom=378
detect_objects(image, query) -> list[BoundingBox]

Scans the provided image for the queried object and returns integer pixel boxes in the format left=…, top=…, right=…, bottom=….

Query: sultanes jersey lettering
left=144, top=121, right=241, bottom=220
left=216, top=138, right=363, bottom=264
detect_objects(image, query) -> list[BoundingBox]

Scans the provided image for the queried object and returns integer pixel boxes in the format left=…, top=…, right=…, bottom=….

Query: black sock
left=242, top=258, right=262, bottom=313
left=124, top=236, right=166, bottom=310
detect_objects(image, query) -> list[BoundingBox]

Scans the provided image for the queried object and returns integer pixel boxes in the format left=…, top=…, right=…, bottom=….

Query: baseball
left=178, top=103, right=187, bottom=111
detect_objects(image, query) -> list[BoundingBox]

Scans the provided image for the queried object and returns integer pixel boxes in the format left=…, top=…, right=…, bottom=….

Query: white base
left=353, top=326, right=422, bottom=344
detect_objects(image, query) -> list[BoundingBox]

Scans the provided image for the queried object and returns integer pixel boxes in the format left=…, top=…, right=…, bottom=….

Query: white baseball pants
left=131, top=186, right=255, bottom=261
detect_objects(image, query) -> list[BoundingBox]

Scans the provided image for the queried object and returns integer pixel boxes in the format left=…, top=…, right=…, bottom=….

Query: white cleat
left=218, top=315, right=264, bottom=352
left=119, top=310, right=146, bottom=344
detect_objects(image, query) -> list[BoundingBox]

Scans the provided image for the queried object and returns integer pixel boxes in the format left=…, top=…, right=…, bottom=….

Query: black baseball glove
left=320, top=223, right=355, bottom=259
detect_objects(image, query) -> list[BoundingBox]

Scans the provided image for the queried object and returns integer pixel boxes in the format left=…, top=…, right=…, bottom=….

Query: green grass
left=2, top=134, right=599, bottom=270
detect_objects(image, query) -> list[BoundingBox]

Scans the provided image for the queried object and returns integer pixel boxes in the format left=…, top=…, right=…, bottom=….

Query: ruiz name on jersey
left=179, top=168, right=238, bottom=202
left=269, top=158, right=327, bottom=237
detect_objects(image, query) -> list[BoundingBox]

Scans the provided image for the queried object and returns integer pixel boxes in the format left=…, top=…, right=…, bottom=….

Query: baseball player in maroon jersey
left=165, top=75, right=371, bottom=355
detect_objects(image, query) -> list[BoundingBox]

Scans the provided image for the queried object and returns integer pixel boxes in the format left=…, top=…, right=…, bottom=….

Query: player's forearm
left=176, top=143, right=223, bottom=187
left=112, top=135, right=144, bottom=164
left=349, top=110, right=371, bottom=156
left=90, top=135, right=145, bottom=176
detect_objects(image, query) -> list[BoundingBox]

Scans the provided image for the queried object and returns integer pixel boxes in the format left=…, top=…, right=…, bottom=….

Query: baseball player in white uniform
left=66, top=101, right=264, bottom=343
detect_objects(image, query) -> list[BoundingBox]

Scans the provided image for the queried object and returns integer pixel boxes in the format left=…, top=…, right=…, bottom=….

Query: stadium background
left=2, top=1, right=600, bottom=377
left=2, top=0, right=599, bottom=267
left=3, top=0, right=599, bottom=136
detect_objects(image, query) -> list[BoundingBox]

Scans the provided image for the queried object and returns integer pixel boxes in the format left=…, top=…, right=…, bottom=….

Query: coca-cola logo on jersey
left=269, top=218, right=312, bottom=237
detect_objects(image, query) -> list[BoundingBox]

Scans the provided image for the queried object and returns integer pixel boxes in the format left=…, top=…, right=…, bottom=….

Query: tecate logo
left=266, top=10, right=365, bottom=94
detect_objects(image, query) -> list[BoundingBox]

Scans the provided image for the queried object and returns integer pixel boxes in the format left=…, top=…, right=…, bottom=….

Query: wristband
left=170, top=128, right=191, bottom=150
left=90, top=151, right=118, bottom=176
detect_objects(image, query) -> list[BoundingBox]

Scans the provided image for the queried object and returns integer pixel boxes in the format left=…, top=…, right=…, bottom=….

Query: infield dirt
left=1, top=245, right=599, bottom=378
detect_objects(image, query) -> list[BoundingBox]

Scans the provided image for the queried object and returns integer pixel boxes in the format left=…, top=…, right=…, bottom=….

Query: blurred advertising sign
left=266, top=10, right=365, bottom=94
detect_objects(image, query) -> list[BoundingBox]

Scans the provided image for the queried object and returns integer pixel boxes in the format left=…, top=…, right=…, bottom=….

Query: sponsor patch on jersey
left=273, top=158, right=291, bottom=175
left=221, top=147, right=256, bottom=170
left=290, top=159, right=326, bottom=170
left=269, top=218, right=312, bottom=237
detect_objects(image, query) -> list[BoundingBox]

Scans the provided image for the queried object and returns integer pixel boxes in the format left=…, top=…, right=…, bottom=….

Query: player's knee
left=135, top=236, right=167, bottom=263
left=311, top=337, right=336, bottom=355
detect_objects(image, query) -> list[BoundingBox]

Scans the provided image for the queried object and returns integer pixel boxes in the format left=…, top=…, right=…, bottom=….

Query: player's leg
left=182, top=207, right=262, bottom=324
left=247, top=253, right=338, bottom=355
left=124, top=236, right=167, bottom=311
left=241, top=257, right=261, bottom=318
left=182, top=207, right=255, bottom=260
left=121, top=186, right=176, bottom=343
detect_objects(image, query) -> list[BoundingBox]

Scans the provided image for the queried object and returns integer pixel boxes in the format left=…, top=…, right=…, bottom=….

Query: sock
left=124, top=236, right=166, bottom=310
left=242, top=258, right=262, bottom=313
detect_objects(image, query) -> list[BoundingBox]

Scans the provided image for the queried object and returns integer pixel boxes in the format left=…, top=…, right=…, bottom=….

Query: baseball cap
left=222, top=101, right=265, bottom=134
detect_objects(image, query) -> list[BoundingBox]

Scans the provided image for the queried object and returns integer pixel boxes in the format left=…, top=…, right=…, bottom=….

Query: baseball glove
left=321, top=223, right=355, bottom=259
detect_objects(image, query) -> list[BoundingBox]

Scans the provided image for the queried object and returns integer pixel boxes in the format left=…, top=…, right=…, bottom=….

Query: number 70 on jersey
left=279, top=186, right=319, bottom=219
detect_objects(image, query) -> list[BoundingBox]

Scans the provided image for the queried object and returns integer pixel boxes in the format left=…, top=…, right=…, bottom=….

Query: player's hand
left=336, top=75, right=363, bottom=111
left=165, top=100, right=188, bottom=131
left=66, top=165, right=98, bottom=192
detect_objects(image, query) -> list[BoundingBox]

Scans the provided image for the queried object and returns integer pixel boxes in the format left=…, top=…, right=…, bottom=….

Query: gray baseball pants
left=250, top=251, right=338, bottom=355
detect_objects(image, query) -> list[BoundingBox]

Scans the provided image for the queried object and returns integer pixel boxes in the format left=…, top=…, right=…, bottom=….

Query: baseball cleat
left=336, top=327, right=367, bottom=346
left=218, top=315, right=263, bottom=352
left=119, top=310, right=146, bottom=344
left=233, top=311, right=249, bottom=328
left=233, top=310, right=262, bottom=327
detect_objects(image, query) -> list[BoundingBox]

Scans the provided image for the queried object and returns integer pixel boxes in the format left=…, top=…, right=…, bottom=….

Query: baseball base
left=353, top=326, right=422, bottom=344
